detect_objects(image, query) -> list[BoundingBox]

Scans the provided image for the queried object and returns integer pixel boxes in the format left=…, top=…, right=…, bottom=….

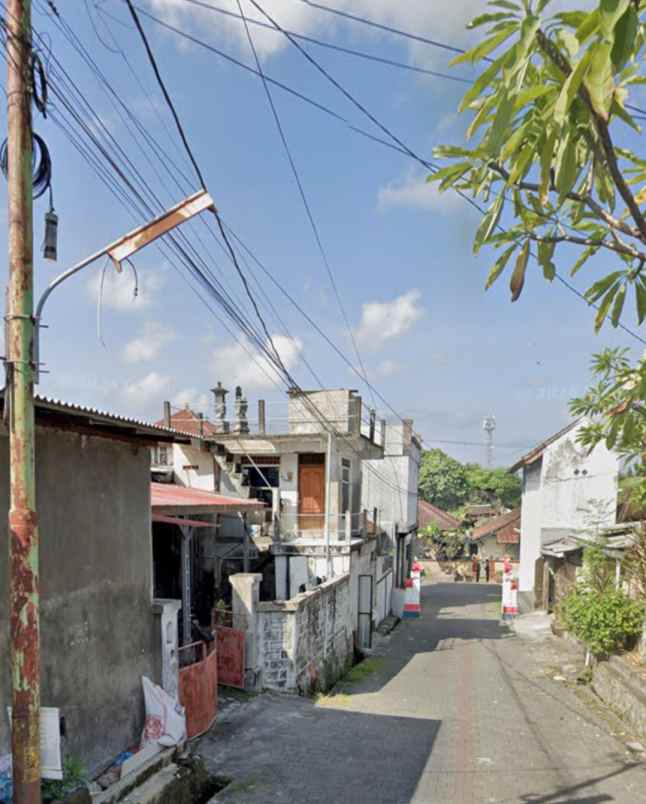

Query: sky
left=0, top=0, right=643, bottom=467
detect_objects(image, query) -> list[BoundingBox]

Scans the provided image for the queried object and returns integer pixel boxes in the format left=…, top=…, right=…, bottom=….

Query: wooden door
left=298, top=459, right=325, bottom=531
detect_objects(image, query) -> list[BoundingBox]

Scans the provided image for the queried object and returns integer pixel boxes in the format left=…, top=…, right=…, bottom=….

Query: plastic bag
left=140, top=676, right=186, bottom=749
left=0, top=754, right=12, bottom=803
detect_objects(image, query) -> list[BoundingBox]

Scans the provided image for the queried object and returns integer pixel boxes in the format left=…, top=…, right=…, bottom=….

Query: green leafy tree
left=464, top=463, right=522, bottom=507
left=418, top=448, right=470, bottom=510
left=431, top=0, right=646, bottom=333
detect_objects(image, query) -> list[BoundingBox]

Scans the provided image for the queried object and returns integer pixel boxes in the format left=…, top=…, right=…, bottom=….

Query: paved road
left=202, top=581, right=646, bottom=803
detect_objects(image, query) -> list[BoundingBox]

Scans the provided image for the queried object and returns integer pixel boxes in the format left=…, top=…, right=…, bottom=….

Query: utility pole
left=6, top=1, right=41, bottom=802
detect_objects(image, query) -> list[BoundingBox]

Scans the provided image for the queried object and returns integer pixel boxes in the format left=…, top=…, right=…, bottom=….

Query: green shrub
left=41, top=756, right=86, bottom=802
left=559, top=586, right=645, bottom=658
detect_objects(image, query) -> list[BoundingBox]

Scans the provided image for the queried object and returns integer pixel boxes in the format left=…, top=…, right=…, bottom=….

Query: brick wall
left=257, top=574, right=353, bottom=694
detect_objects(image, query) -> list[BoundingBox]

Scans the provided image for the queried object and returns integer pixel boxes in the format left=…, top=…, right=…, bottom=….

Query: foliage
left=422, top=522, right=443, bottom=543
left=571, top=348, right=646, bottom=459
left=418, top=449, right=521, bottom=511
left=41, top=756, right=87, bottom=802
left=559, top=584, right=645, bottom=656
left=580, top=540, right=617, bottom=592
left=443, top=531, right=466, bottom=559
left=419, top=448, right=470, bottom=511
left=464, top=463, right=522, bottom=507
left=431, top=0, right=646, bottom=333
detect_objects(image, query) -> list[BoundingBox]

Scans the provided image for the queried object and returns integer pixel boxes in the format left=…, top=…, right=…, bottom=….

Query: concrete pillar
left=258, top=399, right=266, bottom=434
left=211, top=381, right=230, bottom=433
left=152, top=598, right=182, bottom=698
left=163, top=400, right=171, bottom=428
left=230, top=573, right=262, bottom=688
left=275, top=555, right=288, bottom=601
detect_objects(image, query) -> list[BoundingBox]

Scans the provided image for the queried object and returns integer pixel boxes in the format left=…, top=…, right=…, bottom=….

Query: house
left=538, top=522, right=636, bottom=612
left=362, top=420, right=421, bottom=619
left=0, top=395, right=189, bottom=772
left=470, top=508, right=521, bottom=560
left=510, top=419, right=619, bottom=613
left=417, top=499, right=461, bottom=533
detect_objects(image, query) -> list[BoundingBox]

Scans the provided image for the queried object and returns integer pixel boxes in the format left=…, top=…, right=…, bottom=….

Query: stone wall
left=256, top=574, right=353, bottom=694
left=592, top=655, right=646, bottom=740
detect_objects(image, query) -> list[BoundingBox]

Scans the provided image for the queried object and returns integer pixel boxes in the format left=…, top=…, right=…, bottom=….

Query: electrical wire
left=176, top=0, right=472, bottom=85
left=235, top=0, right=377, bottom=413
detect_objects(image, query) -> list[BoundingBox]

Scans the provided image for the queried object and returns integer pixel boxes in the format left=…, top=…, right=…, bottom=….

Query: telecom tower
left=482, top=416, right=496, bottom=468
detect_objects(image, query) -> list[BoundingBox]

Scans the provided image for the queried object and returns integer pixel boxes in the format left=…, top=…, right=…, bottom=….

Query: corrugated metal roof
left=151, top=482, right=265, bottom=512
left=509, top=419, right=581, bottom=473
left=472, top=508, right=521, bottom=542
left=26, top=393, right=200, bottom=441
left=418, top=499, right=461, bottom=531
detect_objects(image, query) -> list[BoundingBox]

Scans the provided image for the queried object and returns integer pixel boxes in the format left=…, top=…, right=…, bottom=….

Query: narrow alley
left=200, top=581, right=646, bottom=804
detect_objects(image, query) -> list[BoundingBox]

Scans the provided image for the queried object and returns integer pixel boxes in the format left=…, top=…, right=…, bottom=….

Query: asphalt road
left=202, top=581, right=646, bottom=803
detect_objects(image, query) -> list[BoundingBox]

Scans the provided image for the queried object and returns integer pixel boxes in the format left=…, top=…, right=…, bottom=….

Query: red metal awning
left=151, top=482, right=265, bottom=515
left=152, top=513, right=215, bottom=529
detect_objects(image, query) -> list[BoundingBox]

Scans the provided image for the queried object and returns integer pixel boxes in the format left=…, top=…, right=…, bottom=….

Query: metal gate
left=178, top=641, right=217, bottom=739
left=215, top=625, right=246, bottom=689
left=358, top=574, right=373, bottom=650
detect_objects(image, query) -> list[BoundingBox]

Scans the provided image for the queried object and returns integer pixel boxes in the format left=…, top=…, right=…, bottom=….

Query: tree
left=464, top=463, right=522, bottom=507
left=431, top=0, right=646, bottom=333
left=418, top=448, right=470, bottom=510
left=570, top=347, right=646, bottom=509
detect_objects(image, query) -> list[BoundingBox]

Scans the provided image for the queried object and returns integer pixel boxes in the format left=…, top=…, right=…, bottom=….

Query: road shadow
left=202, top=694, right=441, bottom=804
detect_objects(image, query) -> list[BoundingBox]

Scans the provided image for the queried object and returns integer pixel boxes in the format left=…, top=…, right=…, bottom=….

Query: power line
left=176, top=0, right=472, bottom=84
left=235, top=0, right=377, bottom=412
left=295, top=0, right=646, bottom=119
left=31, top=4, right=420, bottom=497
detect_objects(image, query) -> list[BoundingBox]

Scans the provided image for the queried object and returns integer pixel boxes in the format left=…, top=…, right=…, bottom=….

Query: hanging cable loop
left=31, top=51, right=48, bottom=118
left=0, top=132, right=52, bottom=199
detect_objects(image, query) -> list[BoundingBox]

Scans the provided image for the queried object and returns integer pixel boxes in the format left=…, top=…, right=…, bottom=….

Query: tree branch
left=490, top=163, right=642, bottom=241
left=526, top=231, right=646, bottom=262
left=535, top=29, right=646, bottom=243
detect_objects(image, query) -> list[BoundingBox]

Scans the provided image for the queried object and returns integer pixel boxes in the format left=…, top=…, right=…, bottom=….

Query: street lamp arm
left=33, top=189, right=215, bottom=382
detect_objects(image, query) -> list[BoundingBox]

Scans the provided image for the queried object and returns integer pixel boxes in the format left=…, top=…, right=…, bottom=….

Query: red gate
left=178, top=641, right=218, bottom=739
left=215, top=625, right=245, bottom=689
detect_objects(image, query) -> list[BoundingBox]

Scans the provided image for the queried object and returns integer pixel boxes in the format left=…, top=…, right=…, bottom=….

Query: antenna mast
left=482, top=416, right=496, bottom=468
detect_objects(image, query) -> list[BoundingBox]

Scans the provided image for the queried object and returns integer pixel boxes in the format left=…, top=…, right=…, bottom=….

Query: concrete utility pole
left=6, top=1, right=41, bottom=802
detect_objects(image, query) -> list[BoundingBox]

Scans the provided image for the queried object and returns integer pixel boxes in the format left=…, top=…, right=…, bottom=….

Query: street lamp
left=33, top=189, right=215, bottom=382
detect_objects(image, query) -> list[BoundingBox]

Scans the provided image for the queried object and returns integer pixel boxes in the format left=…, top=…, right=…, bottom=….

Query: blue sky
left=0, top=0, right=643, bottom=466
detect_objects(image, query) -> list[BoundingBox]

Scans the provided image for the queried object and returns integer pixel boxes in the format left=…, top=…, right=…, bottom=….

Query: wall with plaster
left=0, top=427, right=157, bottom=773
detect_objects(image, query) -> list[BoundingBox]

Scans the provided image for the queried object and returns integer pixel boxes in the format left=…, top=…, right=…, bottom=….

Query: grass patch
left=315, top=657, right=384, bottom=706
left=342, top=657, right=384, bottom=685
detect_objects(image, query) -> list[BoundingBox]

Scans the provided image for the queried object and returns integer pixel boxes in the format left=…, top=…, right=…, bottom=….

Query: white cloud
left=378, top=172, right=462, bottom=213
left=356, top=290, right=424, bottom=349
left=172, top=388, right=210, bottom=413
left=211, top=334, right=302, bottom=391
left=122, top=371, right=170, bottom=406
left=122, top=321, right=176, bottom=363
left=374, top=359, right=400, bottom=378
left=150, top=0, right=484, bottom=62
left=87, top=266, right=165, bottom=311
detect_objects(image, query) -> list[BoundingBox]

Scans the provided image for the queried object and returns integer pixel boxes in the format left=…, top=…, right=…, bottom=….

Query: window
left=341, top=458, right=351, bottom=514
left=152, top=444, right=170, bottom=466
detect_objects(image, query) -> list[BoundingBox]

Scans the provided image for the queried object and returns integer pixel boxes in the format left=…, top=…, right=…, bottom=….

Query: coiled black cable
left=0, top=131, right=52, bottom=199
left=31, top=51, right=48, bottom=118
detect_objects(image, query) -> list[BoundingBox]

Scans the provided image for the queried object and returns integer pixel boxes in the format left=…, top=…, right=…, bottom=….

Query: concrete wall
left=519, top=423, right=618, bottom=610
left=476, top=534, right=519, bottom=560
left=0, top=427, right=157, bottom=774
left=288, top=390, right=355, bottom=435
left=362, top=421, right=419, bottom=533
left=518, top=459, right=543, bottom=605
left=256, top=574, right=353, bottom=694
left=541, top=430, right=618, bottom=531
left=171, top=442, right=216, bottom=491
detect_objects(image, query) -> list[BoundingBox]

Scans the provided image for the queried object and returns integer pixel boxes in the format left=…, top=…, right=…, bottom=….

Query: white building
left=510, top=419, right=619, bottom=612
